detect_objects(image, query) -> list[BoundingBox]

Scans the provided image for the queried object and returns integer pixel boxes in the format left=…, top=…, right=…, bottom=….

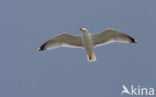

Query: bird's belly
left=82, top=33, right=93, bottom=51
left=81, top=32, right=96, bottom=62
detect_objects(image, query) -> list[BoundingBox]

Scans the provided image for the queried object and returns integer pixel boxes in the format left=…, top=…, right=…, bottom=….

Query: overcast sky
left=0, top=0, right=156, bottom=97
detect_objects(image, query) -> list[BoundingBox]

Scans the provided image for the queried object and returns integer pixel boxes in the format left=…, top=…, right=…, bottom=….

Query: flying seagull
left=38, top=28, right=137, bottom=62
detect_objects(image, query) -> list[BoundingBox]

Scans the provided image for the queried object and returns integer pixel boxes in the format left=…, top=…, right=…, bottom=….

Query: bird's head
left=79, top=28, right=88, bottom=32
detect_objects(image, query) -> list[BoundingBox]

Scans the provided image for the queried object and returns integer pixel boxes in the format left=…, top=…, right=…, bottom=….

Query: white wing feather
left=92, top=29, right=137, bottom=47
left=38, top=33, right=83, bottom=51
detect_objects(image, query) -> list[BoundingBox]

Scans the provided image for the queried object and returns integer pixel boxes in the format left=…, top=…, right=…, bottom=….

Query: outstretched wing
left=92, top=29, right=137, bottom=47
left=38, top=33, right=83, bottom=51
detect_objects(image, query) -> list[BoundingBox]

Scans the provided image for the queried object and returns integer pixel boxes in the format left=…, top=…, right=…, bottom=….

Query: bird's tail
left=87, top=52, right=96, bottom=62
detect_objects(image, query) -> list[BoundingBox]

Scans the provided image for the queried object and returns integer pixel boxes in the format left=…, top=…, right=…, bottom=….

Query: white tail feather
left=87, top=52, right=96, bottom=62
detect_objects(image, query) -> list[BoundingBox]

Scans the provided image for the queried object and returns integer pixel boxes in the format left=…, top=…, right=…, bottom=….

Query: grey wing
left=92, top=29, right=137, bottom=47
left=38, top=33, right=83, bottom=51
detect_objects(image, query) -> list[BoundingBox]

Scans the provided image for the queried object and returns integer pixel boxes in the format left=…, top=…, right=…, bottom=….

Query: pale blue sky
left=0, top=0, right=156, bottom=97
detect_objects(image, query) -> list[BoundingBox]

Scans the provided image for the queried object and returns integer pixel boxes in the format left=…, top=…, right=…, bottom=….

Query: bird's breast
left=81, top=32, right=93, bottom=48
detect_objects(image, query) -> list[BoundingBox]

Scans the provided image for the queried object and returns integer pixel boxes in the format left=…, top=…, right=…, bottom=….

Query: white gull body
left=38, top=28, right=137, bottom=62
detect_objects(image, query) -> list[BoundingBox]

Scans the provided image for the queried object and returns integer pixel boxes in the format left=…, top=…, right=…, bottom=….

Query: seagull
left=38, top=28, right=137, bottom=62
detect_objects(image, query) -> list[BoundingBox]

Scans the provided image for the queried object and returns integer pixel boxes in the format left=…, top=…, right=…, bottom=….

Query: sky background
left=0, top=0, right=156, bottom=97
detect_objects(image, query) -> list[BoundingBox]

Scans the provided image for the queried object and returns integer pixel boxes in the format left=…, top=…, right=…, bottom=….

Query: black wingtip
left=128, top=36, right=138, bottom=43
left=37, top=43, right=47, bottom=51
